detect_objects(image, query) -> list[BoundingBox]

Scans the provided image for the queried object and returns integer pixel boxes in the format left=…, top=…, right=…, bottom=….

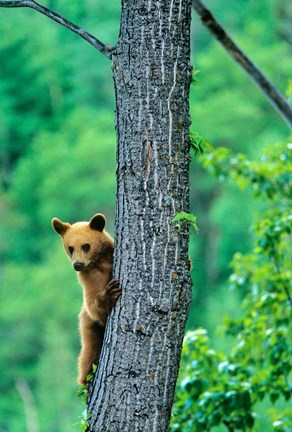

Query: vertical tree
left=0, top=1, right=193, bottom=430
left=89, top=2, right=193, bottom=430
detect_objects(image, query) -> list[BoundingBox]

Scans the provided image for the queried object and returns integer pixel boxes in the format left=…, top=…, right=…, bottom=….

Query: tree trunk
left=87, top=1, right=193, bottom=430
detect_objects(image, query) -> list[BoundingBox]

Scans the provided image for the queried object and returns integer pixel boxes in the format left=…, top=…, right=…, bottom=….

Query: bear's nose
left=73, top=261, right=84, bottom=271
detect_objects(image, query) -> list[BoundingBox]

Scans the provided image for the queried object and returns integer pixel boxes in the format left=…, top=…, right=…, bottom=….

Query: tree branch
left=192, top=0, right=292, bottom=128
left=0, top=0, right=113, bottom=59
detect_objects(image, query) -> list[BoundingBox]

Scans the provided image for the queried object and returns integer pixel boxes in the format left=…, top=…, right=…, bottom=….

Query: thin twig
left=192, top=0, right=292, bottom=128
left=0, top=0, right=113, bottom=59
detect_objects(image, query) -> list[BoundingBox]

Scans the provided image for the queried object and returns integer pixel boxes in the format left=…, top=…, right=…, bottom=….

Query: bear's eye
left=82, top=243, right=90, bottom=253
left=68, top=246, right=74, bottom=255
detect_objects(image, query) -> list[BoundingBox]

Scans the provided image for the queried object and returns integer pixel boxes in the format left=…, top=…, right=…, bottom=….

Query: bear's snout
left=73, top=261, right=84, bottom=271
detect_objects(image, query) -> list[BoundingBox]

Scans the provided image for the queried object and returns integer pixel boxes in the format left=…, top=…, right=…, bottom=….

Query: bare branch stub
left=0, top=0, right=113, bottom=59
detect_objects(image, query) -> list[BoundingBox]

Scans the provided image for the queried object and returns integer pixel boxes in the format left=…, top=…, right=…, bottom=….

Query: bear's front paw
left=106, top=278, right=121, bottom=304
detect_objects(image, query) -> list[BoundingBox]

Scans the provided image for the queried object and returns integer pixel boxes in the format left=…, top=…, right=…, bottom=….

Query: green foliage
left=86, top=363, right=97, bottom=384
left=77, top=410, right=91, bottom=431
left=191, top=68, right=201, bottom=85
left=172, top=141, right=292, bottom=431
left=76, top=364, right=97, bottom=430
left=190, top=132, right=214, bottom=157
left=270, top=409, right=292, bottom=432
left=76, top=363, right=97, bottom=403
left=172, top=329, right=256, bottom=431
left=202, top=143, right=292, bottom=200
left=172, top=212, right=199, bottom=233
left=76, top=385, right=89, bottom=403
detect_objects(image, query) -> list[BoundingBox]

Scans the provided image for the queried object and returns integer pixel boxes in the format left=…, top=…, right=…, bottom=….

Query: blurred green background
left=0, top=0, right=290, bottom=431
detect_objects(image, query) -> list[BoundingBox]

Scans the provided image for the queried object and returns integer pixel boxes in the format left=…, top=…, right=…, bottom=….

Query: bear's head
left=52, top=214, right=113, bottom=272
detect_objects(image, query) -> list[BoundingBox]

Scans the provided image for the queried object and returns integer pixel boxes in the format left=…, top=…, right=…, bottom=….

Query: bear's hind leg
left=78, top=308, right=105, bottom=386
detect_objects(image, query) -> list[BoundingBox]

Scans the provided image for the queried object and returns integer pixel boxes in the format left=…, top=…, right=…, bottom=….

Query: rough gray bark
left=86, top=1, right=193, bottom=431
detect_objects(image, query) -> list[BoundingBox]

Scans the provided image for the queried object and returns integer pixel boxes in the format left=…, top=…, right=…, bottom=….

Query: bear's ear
left=52, top=218, right=70, bottom=236
left=89, top=213, right=106, bottom=232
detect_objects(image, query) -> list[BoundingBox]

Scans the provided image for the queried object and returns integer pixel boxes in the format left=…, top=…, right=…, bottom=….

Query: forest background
left=0, top=0, right=291, bottom=431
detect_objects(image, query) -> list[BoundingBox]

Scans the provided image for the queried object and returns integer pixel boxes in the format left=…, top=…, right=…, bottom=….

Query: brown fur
left=51, top=213, right=121, bottom=386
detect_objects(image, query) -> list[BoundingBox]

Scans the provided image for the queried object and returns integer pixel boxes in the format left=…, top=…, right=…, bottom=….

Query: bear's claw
left=106, top=278, right=121, bottom=303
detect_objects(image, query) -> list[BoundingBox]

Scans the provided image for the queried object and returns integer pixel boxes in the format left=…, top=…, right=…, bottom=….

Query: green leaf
left=190, top=131, right=214, bottom=157
left=191, top=68, right=201, bottom=85
left=172, top=212, right=199, bottom=233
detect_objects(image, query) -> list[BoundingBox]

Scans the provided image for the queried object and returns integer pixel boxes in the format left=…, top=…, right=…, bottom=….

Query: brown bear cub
left=51, top=213, right=121, bottom=386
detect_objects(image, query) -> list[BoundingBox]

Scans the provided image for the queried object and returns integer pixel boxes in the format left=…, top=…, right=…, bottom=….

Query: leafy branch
left=171, top=140, right=292, bottom=432
left=202, top=143, right=292, bottom=200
